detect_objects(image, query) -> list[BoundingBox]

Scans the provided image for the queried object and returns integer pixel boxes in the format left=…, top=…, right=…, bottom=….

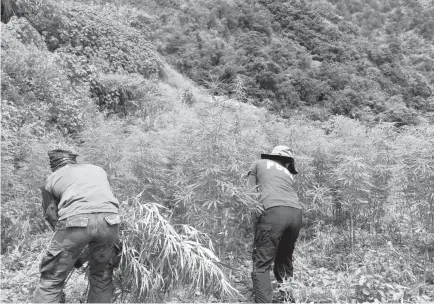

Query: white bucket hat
left=261, top=145, right=298, bottom=174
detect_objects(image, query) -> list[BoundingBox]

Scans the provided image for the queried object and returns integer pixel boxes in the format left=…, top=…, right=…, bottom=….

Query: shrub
left=19, top=0, right=161, bottom=78
left=1, top=26, right=89, bottom=134
left=90, top=73, right=161, bottom=117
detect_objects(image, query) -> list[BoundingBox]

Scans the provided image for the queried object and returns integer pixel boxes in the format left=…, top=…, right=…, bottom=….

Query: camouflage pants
left=33, top=212, right=120, bottom=303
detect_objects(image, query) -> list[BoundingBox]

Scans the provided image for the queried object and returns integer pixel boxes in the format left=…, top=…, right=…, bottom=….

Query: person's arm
left=246, top=161, right=264, bottom=219
left=40, top=187, right=59, bottom=231
left=247, top=173, right=258, bottom=191
left=247, top=161, right=258, bottom=192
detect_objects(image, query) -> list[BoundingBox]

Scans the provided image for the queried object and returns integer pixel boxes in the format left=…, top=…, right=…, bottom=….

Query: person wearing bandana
left=33, top=149, right=120, bottom=303
left=247, top=146, right=303, bottom=303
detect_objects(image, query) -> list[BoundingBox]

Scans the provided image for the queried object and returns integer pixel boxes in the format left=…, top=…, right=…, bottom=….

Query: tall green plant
left=334, top=156, right=371, bottom=254
left=116, top=195, right=240, bottom=302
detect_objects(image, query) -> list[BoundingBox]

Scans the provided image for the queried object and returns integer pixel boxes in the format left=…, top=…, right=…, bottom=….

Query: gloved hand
left=74, top=257, right=86, bottom=269
left=74, top=247, right=89, bottom=268
left=110, top=240, right=123, bottom=269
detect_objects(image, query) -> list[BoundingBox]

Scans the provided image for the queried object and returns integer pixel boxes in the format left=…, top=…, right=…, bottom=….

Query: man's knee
left=33, top=279, right=65, bottom=303
left=252, top=244, right=276, bottom=272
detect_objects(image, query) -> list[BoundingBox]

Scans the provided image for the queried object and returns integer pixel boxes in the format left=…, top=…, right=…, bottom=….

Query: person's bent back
left=33, top=149, right=120, bottom=303
left=47, top=163, right=119, bottom=220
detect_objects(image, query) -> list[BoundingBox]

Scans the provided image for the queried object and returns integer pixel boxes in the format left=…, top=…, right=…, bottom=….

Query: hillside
left=1, top=0, right=434, bottom=303
left=138, top=0, right=434, bottom=124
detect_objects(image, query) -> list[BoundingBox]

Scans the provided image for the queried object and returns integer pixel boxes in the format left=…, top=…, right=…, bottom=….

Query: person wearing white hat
left=247, top=145, right=302, bottom=303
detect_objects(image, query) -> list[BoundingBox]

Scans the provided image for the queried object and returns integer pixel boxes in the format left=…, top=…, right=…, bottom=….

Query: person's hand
left=74, top=257, right=86, bottom=269
left=256, top=204, right=265, bottom=216
left=251, top=204, right=264, bottom=227
left=74, top=247, right=89, bottom=268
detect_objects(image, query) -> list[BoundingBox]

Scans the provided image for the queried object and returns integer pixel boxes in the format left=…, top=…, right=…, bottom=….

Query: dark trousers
left=251, top=206, right=302, bottom=303
left=33, top=212, right=120, bottom=303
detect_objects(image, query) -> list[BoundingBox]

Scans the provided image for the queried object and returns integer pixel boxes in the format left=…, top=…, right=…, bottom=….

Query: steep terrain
left=1, top=0, right=433, bottom=302
left=146, top=0, right=434, bottom=124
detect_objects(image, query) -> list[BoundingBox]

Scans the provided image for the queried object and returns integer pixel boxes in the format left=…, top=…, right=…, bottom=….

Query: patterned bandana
left=48, top=149, right=78, bottom=171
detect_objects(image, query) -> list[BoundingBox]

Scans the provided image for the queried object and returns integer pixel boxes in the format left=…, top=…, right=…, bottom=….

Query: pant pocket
left=254, top=223, right=273, bottom=247
left=39, top=249, right=62, bottom=275
left=66, top=215, right=89, bottom=227
left=104, top=214, right=121, bottom=225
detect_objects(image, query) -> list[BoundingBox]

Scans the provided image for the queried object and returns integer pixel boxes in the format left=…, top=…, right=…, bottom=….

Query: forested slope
left=1, top=0, right=433, bottom=303
left=149, top=0, right=434, bottom=124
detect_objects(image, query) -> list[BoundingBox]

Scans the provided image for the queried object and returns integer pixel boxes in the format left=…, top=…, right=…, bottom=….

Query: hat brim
left=261, top=154, right=293, bottom=161
left=261, top=154, right=298, bottom=174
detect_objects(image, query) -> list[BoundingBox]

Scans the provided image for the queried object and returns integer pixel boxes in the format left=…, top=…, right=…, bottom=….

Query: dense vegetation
left=1, top=0, right=433, bottom=303
left=151, top=0, right=434, bottom=124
